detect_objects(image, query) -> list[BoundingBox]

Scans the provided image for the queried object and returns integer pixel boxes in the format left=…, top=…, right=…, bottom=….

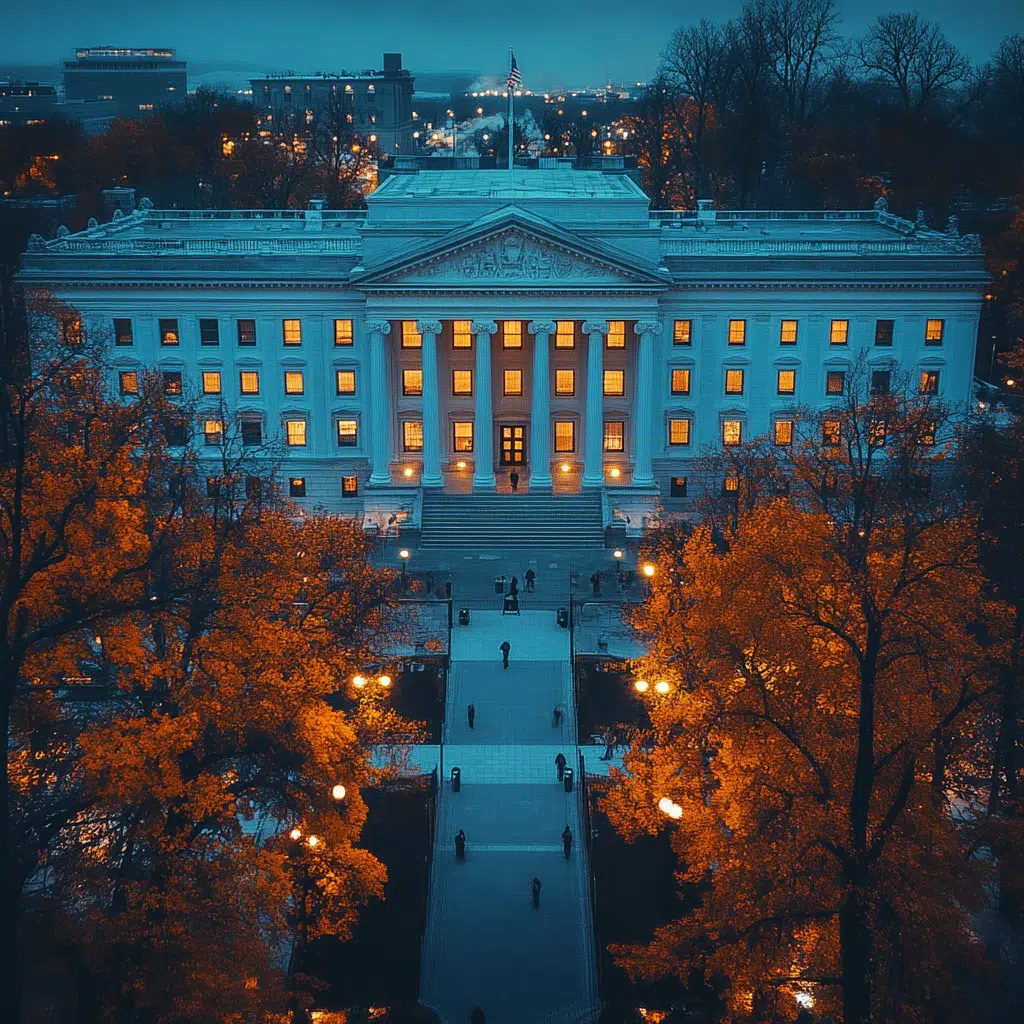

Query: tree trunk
left=0, top=672, right=23, bottom=1024
left=839, top=889, right=873, bottom=1024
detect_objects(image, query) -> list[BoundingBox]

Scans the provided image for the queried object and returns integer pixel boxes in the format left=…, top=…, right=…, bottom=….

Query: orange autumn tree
left=604, top=369, right=1007, bottom=1024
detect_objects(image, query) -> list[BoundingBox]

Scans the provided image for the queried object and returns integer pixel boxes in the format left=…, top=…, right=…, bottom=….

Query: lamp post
left=613, top=548, right=623, bottom=587
left=286, top=828, right=321, bottom=1024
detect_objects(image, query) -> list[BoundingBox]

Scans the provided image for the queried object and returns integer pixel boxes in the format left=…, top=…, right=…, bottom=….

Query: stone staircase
left=419, top=490, right=605, bottom=549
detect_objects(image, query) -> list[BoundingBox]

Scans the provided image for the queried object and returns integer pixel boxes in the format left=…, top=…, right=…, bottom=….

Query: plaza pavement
left=418, top=610, right=600, bottom=1024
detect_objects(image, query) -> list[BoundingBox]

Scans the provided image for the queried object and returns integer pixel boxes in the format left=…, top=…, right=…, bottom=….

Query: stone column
left=471, top=320, right=497, bottom=492
left=528, top=320, right=556, bottom=491
left=633, top=320, right=663, bottom=487
left=582, top=320, right=609, bottom=488
left=417, top=320, right=443, bottom=488
left=367, top=319, right=393, bottom=486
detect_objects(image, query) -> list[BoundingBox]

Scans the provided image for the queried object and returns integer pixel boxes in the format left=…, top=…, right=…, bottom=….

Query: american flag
left=507, top=50, right=521, bottom=91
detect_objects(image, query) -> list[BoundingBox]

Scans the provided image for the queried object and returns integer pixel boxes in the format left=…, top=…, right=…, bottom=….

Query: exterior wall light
left=403, top=467, right=414, bottom=478
left=560, top=462, right=571, bottom=473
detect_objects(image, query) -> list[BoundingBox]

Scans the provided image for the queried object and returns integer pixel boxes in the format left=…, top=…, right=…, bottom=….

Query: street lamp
left=289, top=827, right=302, bottom=841
left=654, top=680, right=671, bottom=695
left=399, top=549, right=410, bottom=576
left=634, top=679, right=649, bottom=693
left=658, top=796, right=682, bottom=819
left=352, top=674, right=367, bottom=688
left=378, top=674, right=392, bottom=688
left=642, top=562, right=656, bottom=578
left=613, top=549, right=623, bottom=586
left=306, top=834, right=320, bottom=848
left=331, top=784, right=346, bottom=801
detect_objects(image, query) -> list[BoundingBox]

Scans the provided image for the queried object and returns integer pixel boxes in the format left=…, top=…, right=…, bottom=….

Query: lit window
left=119, top=370, right=138, bottom=395
left=554, top=421, right=575, bottom=452
left=286, top=420, right=307, bottom=446
left=337, top=420, right=358, bottom=446
left=871, top=370, right=890, bottom=395
left=452, top=369, right=473, bottom=395
left=159, top=319, right=179, bottom=345
left=777, top=369, right=796, bottom=394
left=282, top=319, right=302, bottom=346
left=335, top=370, right=355, bottom=395
left=162, top=372, right=182, bottom=396
left=342, top=475, right=358, bottom=496
left=925, top=319, right=944, bottom=345
left=402, top=369, right=423, bottom=395
left=673, top=320, right=692, bottom=345
left=289, top=478, right=306, bottom=498
left=723, top=475, right=740, bottom=494
left=503, top=321, right=523, bottom=348
left=204, top=419, right=223, bottom=445
left=869, top=419, right=886, bottom=447
left=722, top=420, right=742, bottom=446
left=453, top=320, right=473, bottom=348
left=875, top=319, right=894, bottom=346
left=603, top=369, right=624, bottom=396
left=504, top=369, right=522, bottom=396
left=823, top=419, right=841, bottom=446
left=401, top=321, right=422, bottom=348
left=606, top=321, right=625, bottom=348
left=284, top=371, right=304, bottom=395
left=114, top=318, right=133, bottom=345
left=241, top=421, right=262, bottom=446
left=725, top=369, right=744, bottom=395
left=199, top=319, right=219, bottom=345
left=202, top=371, right=222, bottom=394
left=728, top=320, right=746, bottom=345
left=780, top=319, right=798, bottom=344
left=555, top=369, right=575, bottom=395
left=919, top=421, right=936, bottom=446
left=774, top=419, right=793, bottom=445
left=334, top=319, right=354, bottom=346
left=239, top=371, right=259, bottom=395
left=403, top=420, right=423, bottom=451
left=919, top=370, right=940, bottom=394
left=555, top=321, right=574, bottom=348
left=830, top=319, right=849, bottom=344
left=237, top=319, right=256, bottom=346
left=671, top=368, right=690, bottom=395
left=60, top=316, right=83, bottom=345
left=668, top=419, right=690, bottom=445
left=604, top=420, right=624, bottom=451
left=453, top=421, right=473, bottom=452
left=245, top=477, right=262, bottom=500
left=826, top=371, right=846, bottom=395
left=670, top=476, right=687, bottom=497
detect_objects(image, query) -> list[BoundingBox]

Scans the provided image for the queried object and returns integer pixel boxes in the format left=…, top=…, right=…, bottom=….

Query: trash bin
left=458, top=607, right=470, bottom=626
left=451, top=766, right=461, bottom=793
left=556, top=607, right=569, bottom=629
left=494, top=575, right=506, bottom=595
left=563, top=767, right=574, bottom=793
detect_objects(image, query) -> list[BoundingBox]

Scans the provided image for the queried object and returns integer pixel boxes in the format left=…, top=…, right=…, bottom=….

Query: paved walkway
left=419, top=610, right=599, bottom=1024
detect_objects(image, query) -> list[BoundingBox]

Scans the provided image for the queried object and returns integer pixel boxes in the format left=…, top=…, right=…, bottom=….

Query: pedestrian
left=554, top=751, right=567, bottom=781
left=467, top=702, right=476, bottom=729
left=455, top=828, right=466, bottom=860
left=590, top=570, right=601, bottom=596
left=500, top=640, right=511, bottom=669
left=426, top=571, right=435, bottom=595
left=470, top=1008, right=486, bottom=1024
left=600, top=729, right=616, bottom=761
left=552, top=704, right=563, bottom=728
left=562, top=825, right=572, bottom=858
left=509, top=575, right=519, bottom=598
left=525, top=568, right=536, bottom=592
left=531, top=876, right=542, bottom=909
left=509, top=469, right=519, bottom=493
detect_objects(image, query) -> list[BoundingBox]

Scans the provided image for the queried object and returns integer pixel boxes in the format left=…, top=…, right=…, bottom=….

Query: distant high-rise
left=62, top=47, right=187, bottom=118
left=250, top=52, right=414, bottom=157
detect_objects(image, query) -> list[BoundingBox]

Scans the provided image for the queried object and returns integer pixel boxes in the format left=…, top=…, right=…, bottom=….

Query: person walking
left=467, top=702, right=476, bottom=729
left=554, top=751, right=567, bottom=781
left=531, top=876, right=542, bottom=909
left=525, top=568, right=536, bottom=593
left=470, top=1008, right=486, bottom=1024
left=455, top=829, right=466, bottom=860
left=590, top=570, right=601, bottom=597
left=562, top=825, right=572, bottom=859
left=509, top=468, right=519, bottom=493
left=509, top=575, right=519, bottom=599
left=552, top=704, right=563, bottom=728
left=500, top=640, right=511, bottom=669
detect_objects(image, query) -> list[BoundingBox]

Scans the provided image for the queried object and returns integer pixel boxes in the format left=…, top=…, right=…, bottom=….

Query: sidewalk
left=419, top=611, right=599, bottom=1024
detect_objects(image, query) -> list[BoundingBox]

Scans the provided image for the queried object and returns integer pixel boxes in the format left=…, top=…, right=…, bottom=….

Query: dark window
left=911, top=472, right=932, bottom=502
left=245, top=476, right=262, bottom=500
left=159, top=319, right=179, bottom=345
left=826, top=371, right=845, bottom=395
left=199, top=319, right=220, bottom=345
left=240, top=421, right=262, bottom=446
left=874, top=319, right=894, bottom=346
left=237, top=319, right=257, bottom=346
left=167, top=475, right=184, bottom=499
left=162, top=371, right=182, bottom=396
left=289, top=477, right=306, bottom=498
left=670, top=476, right=688, bottom=497
left=206, top=477, right=221, bottom=499
left=871, top=370, right=891, bottom=395
left=114, top=318, right=133, bottom=345
left=164, top=418, right=186, bottom=446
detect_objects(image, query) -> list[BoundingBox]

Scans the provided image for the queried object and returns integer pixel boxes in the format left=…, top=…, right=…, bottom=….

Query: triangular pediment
left=352, top=207, right=670, bottom=291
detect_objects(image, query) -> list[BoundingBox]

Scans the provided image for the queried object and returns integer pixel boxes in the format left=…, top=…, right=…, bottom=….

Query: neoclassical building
left=18, top=167, right=986, bottom=536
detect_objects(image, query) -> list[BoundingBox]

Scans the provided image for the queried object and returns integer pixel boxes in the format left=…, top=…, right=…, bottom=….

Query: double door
left=499, top=424, right=526, bottom=466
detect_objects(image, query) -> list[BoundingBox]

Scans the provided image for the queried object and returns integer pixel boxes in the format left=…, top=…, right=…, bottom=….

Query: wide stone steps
left=420, top=492, right=605, bottom=548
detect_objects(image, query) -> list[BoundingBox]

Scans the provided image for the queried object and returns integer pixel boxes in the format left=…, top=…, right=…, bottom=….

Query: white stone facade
left=18, top=170, right=986, bottom=529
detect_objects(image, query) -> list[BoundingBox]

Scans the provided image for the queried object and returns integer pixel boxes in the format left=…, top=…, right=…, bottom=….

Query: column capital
left=634, top=320, right=664, bottom=336
left=416, top=320, right=442, bottom=336
left=471, top=320, right=498, bottom=336
left=528, top=320, right=557, bottom=335
left=365, top=319, right=392, bottom=335
left=582, top=320, right=610, bottom=336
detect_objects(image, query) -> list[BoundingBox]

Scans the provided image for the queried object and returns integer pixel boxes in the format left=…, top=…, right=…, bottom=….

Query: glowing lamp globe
left=634, top=679, right=649, bottom=693
left=332, top=784, right=346, bottom=801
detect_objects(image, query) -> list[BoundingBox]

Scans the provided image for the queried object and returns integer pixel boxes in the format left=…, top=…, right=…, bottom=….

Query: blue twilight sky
left=4, top=0, right=1022, bottom=88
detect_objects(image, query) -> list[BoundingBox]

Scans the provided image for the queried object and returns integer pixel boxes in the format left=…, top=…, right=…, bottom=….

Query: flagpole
left=508, top=47, right=515, bottom=193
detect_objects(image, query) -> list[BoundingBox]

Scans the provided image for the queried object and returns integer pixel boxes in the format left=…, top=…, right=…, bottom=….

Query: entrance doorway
left=500, top=424, right=527, bottom=466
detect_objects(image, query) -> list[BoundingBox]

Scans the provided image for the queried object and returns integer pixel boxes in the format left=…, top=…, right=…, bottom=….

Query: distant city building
left=62, top=47, right=187, bottom=118
left=0, top=81, right=57, bottom=125
left=250, top=53, right=413, bottom=156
